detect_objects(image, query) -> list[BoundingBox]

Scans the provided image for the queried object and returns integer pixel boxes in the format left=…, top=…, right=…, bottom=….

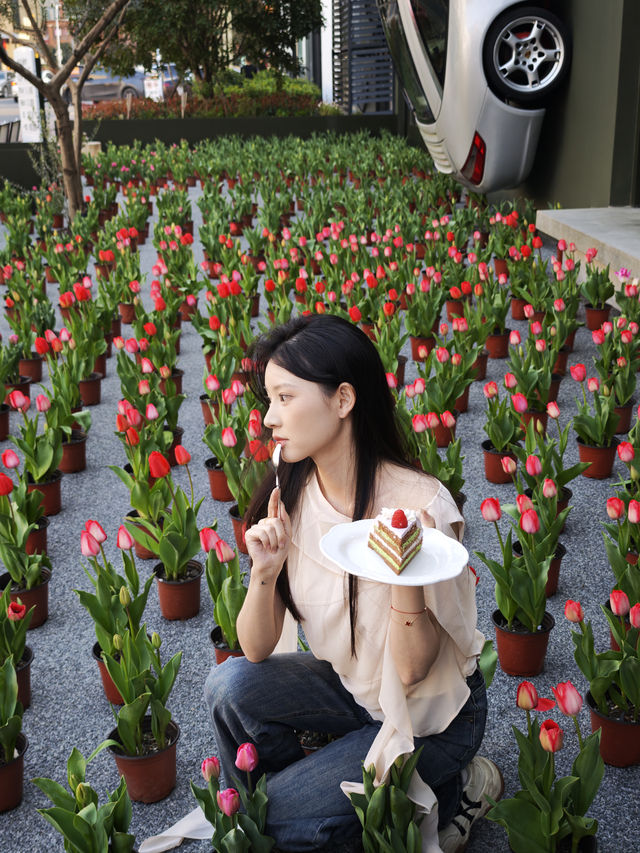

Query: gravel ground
left=0, top=171, right=638, bottom=853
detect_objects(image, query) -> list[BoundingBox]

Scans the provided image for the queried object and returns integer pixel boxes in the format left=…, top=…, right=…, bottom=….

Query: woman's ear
left=337, top=382, right=356, bottom=418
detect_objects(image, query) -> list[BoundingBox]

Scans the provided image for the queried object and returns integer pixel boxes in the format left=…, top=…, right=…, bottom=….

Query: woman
left=205, top=314, right=502, bottom=852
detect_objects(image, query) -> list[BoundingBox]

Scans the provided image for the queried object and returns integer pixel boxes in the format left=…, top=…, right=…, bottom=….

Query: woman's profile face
left=263, top=361, right=350, bottom=464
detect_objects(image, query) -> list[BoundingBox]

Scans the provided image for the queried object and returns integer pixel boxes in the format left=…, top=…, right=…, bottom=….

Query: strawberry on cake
left=367, top=508, right=423, bottom=574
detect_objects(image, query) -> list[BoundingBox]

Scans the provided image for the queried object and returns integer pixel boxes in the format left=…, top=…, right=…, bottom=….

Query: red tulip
left=441, top=410, right=456, bottom=429
left=200, top=527, right=221, bottom=552
left=174, top=445, right=191, bottom=466
left=412, top=414, right=427, bottom=433
left=217, top=788, right=240, bottom=816
left=516, top=681, right=539, bottom=710
left=85, top=520, right=107, bottom=543
left=539, top=719, right=564, bottom=753
left=629, top=603, right=640, bottom=629
left=516, top=494, right=534, bottom=514
left=116, top=525, right=134, bottom=550
left=215, top=539, right=236, bottom=563
left=140, top=357, right=154, bottom=374
left=504, top=372, right=517, bottom=389
left=248, top=440, right=270, bottom=462
left=511, top=393, right=528, bottom=413
left=138, top=379, right=150, bottom=396
left=126, top=427, right=140, bottom=446
left=542, top=479, right=557, bottom=498
left=628, top=500, right=640, bottom=524
left=618, top=442, right=635, bottom=462
left=509, top=330, right=521, bottom=346
left=551, top=681, right=583, bottom=717
left=435, top=346, right=449, bottom=363
left=34, top=336, right=49, bottom=355
left=547, top=401, right=560, bottom=419
left=587, top=377, right=600, bottom=393
left=483, top=381, right=498, bottom=399
left=606, top=497, right=625, bottom=520
left=501, top=456, right=516, bottom=475
left=570, top=363, right=586, bottom=382
left=0, top=472, right=14, bottom=496
left=201, top=756, right=220, bottom=782
left=425, top=412, right=440, bottom=429
left=1, top=449, right=19, bottom=469
left=126, top=407, right=143, bottom=429
left=610, top=589, right=630, bottom=616
left=480, top=498, right=501, bottom=522
left=7, top=601, right=26, bottom=621
left=564, top=600, right=584, bottom=623
left=8, top=389, right=29, bottom=411
left=149, top=451, right=170, bottom=479
left=235, top=742, right=258, bottom=772
left=525, top=455, right=542, bottom=476
left=519, top=508, right=540, bottom=534
left=81, top=530, right=100, bottom=557
left=348, top=305, right=362, bottom=323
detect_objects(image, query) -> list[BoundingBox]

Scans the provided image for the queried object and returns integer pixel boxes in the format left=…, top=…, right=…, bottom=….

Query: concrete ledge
left=536, top=207, right=640, bottom=281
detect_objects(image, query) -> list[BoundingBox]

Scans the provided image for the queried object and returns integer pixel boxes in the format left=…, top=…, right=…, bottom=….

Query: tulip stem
left=493, top=520, right=505, bottom=555
left=185, top=463, right=194, bottom=506
left=572, top=714, right=584, bottom=750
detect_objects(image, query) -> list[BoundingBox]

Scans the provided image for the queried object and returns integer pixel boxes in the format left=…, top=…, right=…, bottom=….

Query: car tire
left=483, top=5, right=571, bottom=107
left=121, top=86, right=138, bottom=99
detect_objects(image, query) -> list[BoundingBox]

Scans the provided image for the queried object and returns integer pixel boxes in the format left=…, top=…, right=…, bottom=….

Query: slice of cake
left=367, top=508, right=423, bottom=574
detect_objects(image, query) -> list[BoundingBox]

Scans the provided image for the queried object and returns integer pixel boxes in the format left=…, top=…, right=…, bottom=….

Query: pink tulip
left=140, top=357, right=154, bottom=374
left=221, top=388, right=237, bottom=407
left=235, top=742, right=258, bottom=772
left=200, top=527, right=221, bottom=552
left=509, top=330, right=521, bottom=346
left=547, top=401, right=560, bottom=419
left=222, top=427, right=237, bottom=447
left=483, top=381, right=498, bottom=399
left=511, top=393, right=528, bottom=413
left=215, top=539, right=236, bottom=563
left=617, top=442, right=634, bottom=462
left=127, top=407, right=143, bottom=428
left=592, top=329, right=605, bottom=346
left=629, top=603, right=640, bottom=629
left=516, top=494, right=534, bottom=514
left=551, top=681, right=583, bottom=717
left=587, top=377, right=600, bottom=393
left=539, top=719, right=563, bottom=753
left=501, top=456, right=516, bottom=475
left=412, top=414, right=427, bottom=433
left=116, top=525, right=134, bottom=550
left=441, top=410, right=456, bottom=429
left=146, top=404, right=159, bottom=421
left=8, top=389, right=29, bottom=411
left=425, top=412, right=440, bottom=429
left=610, top=589, right=630, bottom=616
left=628, top=500, right=640, bottom=524
left=206, top=374, right=220, bottom=392
left=564, top=600, right=584, bottom=623
left=480, top=498, right=501, bottom=522
left=86, top=520, right=107, bottom=543
left=516, top=681, right=555, bottom=712
left=216, top=788, right=240, bottom=816
left=525, top=455, right=542, bottom=476
left=606, top=497, right=625, bottom=520
left=519, top=508, right=540, bottom=534
left=81, top=530, right=100, bottom=557
left=35, top=393, right=51, bottom=412
left=570, top=363, right=586, bottom=382
left=1, top=449, right=19, bottom=469
left=201, top=756, right=220, bottom=782
left=504, top=372, right=517, bottom=389
left=542, top=479, right=557, bottom=498
left=414, top=378, right=425, bottom=394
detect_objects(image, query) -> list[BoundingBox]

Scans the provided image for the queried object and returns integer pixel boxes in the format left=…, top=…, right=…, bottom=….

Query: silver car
left=377, top=0, right=571, bottom=191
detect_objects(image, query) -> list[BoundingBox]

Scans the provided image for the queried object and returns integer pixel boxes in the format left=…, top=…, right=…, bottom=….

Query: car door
left=84, top=68, right=111, bottom=101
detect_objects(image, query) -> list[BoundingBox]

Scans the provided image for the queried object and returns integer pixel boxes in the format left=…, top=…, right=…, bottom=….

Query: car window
left=409, top=0, right=449, bottom=87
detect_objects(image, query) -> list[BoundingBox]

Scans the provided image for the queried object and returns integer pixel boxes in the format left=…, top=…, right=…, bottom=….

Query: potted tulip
left=591, top=320, right=640, bottom=432
left=203, top=528, right=247, bottom=663
left=34, top=747, right=136, bottom=852
left=0, top=586, right=33, bottom=709
left=403, top=273, right=447, bottom=360
left=506, top=325, right=562, bottom=429
left=472, top=262, right=511, bottom=357
left=74, top=520, right=153, bottom=704
left=487, top=680, right=603, bottom=853
left=476, top=497, right=555, bottom=676
left=191, top=743, right=274, bottom=853
left=565, top=596, right=640, bottom=766
left=580, top=249, right=614, bottom=329
left=126, top=450, right=205, bottom=620
left=481, top=380, right=522, bottom=482
left=0, top=657, right=26, bottom=812
left=101, top=627, right=182, bottom=802
left=570, top=365, right=620, bottom=478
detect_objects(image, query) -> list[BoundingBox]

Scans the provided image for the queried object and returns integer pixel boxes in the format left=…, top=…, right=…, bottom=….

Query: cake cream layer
left=368, top=535, right=422, bottom=573
left=373, top=523, right=421, bottom=555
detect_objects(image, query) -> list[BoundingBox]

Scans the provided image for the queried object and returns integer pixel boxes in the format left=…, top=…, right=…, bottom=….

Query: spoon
left=272, top=443, right=281, bottom=517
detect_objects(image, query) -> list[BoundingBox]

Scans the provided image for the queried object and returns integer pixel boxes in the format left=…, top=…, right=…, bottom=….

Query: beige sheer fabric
left=276, top=464, right=484, bottom=852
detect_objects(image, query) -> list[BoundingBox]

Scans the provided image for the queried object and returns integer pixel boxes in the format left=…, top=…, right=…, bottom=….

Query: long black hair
left=245, top=314, right=414, bottom=654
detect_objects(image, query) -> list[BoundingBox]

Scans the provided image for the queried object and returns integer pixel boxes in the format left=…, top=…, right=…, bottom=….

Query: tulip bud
left=200, top=527, right=221, bottom=552
left=511, top=393, right=528, bottom=414
left=542, top=478, right=557, bottom=498
left=215, top=539, right=236, bottom=563
left=617, top=442, right=634, bottom=463
left=547, top=401, right=560, bottom=419
left=570, top=363, right=586, bottom=382
left=629, top=603, right=640, bottom=629
left=35, top=393, right=51, bottom=412
left=539, top=719, right=563, bottom=753
left=516, top=494, right=534, bottom=514
left=119, top=586, right=131, bottom=608
left=75, top=783, right=92, bottom=808
left=516, top=681, right=539, bottom=710
left=564, top=600, right=584, bottom=622
left=113, top=634, right=123, bottom=651
left=519, top=508, right=540, bottom=534
left=606, top=497, right=625, bottom=520
left=174, top=445, right=191, bottom=466
left=1, top=449, right=20, bottom=469
left=117, top=525, right=134, bottom=550
left=202, top=756, right=221, bottom=782
left=151, top=632, right=162, bottom=649
left=501, top=456, right=516, bottom=475
left=222, top=427, right=237, bottom=447
left=235, top=742, right=259, bottom=772
left=80, top=530, right=100, bottom=557
left=610, top=589, right=630, bottom=616
left=480, top=498, right=501, bottom=522
left=551, top=681, right=583, bottom=717
left=217, top=788, right=240, bottom=817
left=525, top=455, right=542, bottom=476
left=628, top=500, right=640, bottom=524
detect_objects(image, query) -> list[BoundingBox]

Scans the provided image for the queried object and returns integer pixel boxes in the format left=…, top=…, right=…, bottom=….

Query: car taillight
left=461, top=132, right=486, bottom=185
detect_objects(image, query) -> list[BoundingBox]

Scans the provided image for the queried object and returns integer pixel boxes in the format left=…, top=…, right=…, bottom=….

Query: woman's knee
left=204, top=656, right=256, bottom=716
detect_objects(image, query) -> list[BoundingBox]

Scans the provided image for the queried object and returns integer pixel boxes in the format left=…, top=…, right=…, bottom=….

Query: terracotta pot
left=454, top=384, right=470, bottom=414
left=395, top=354, right=407, bottom=388
left=118, top=302, right=136, bottom=324
left=205, top=457, right=234, bottom=502
left=492, top=609, right=554, bottom=677
left=545, top=373, right=562, bottom=404
left=159, top=368, right=183, bottom=396
left=60, top=429, right=88, bottom=474
left=585, top=303, right=611, bottom=331
left=525, top=486, right=572, bottom=532
left=510, top=297, right=528, bottom=321
left=210, top=626, right=244, bottom=665
left=445, top=299, right=464, bottom=321
left=4, top=376, right=31, bottom=404
left=564, top=329, right=577, bottom=351
left=111, top=316, right=122, bottom=337
left=25, top=516, right=49, bottom=555
left=127, top=510, right=159, bottom=561
left=553, top=346, right=570, bottom=376
left=482, top=439, right=517, bottom=484
left=27, top=470, right=62, bottom=516
left=200, top=395, right=220, bottom=426
left=493, top=257, right=509, bottom=278
left=78, top=372, right=102, bottom=406
left=16, top=646, right=33, bottom=710
left=0, top=404, right=9, bottom=441
left=576, top=437, right=619, bottom=479
left=485, top=330, right=510, bottom=359
left=92, top=642, right=124, bottom=705
left=614, top=398, right=634, bottom=434
left=178, top=298, right=197, bottom=322
left=154, top=560, right=203, bottom=621
left=93, top=351, right=107, bottom=378
left=229, top=504, right=248, bottom=554
left=520, top=409, right=548, bottom=434
left=587, top=691, right=640, bottom=767
left=0, top=732, right=28, bottom=812
left=410, top=335, right=435, bottom=361
left=250, top=293, right=261, bottom=318
left=166, top=426, right=185, bottom=467
left=513, top=541, right=566, bottom=597
left=108, top=717, right=179, bottom=802
left=472, top=350, right=488, bottom=381
left=18, top=353, right=43, bottom=382
left=0, top=567, right=51, bottom=629
left=430, top=412, right=458, bottom=448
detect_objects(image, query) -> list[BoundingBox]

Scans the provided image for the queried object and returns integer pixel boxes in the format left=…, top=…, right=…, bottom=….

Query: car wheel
left=121, top=86, right=138, bottom=99
left=483, top=5, right=571, bottom=107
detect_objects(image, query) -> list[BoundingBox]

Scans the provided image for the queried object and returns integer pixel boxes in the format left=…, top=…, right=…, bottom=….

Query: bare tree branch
left=20, top=0, right=56, bottom=70
left=58, top=0, right=132, bottom=83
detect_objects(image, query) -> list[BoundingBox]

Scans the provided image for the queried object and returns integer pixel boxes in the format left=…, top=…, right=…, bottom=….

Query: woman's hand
left=244, top=487, right=292, bottom=582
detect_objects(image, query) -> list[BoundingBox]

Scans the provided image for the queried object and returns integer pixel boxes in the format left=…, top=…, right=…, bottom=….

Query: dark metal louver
left=332, top=0, right=395, bottom=115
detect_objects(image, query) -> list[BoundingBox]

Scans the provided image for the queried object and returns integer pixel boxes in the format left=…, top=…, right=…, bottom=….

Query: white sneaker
left=437, top=756, right=504, bottom=853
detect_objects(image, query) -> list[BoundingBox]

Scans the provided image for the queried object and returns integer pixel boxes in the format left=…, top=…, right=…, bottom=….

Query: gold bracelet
left=390, top=605, right=428, bottom=626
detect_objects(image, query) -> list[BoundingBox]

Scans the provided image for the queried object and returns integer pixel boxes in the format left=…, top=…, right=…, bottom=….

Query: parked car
left=157, top=64, right=192, bottom=98
left=376, top=0, right=572, bottom=192
left=63, top=66, right=146, bottom=102
left=0, top=70, right=15, bottom=99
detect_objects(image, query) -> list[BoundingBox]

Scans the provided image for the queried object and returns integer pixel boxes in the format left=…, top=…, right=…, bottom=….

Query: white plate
left=320, top=520, right=468, bottom=586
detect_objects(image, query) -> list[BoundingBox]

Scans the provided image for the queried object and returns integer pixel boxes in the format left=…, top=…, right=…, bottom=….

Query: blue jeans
left=204, top=652, right=487, bottom=851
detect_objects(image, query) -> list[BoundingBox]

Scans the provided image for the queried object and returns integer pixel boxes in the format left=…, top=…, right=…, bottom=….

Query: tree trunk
left=50, top=96, right=83, bottom=221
